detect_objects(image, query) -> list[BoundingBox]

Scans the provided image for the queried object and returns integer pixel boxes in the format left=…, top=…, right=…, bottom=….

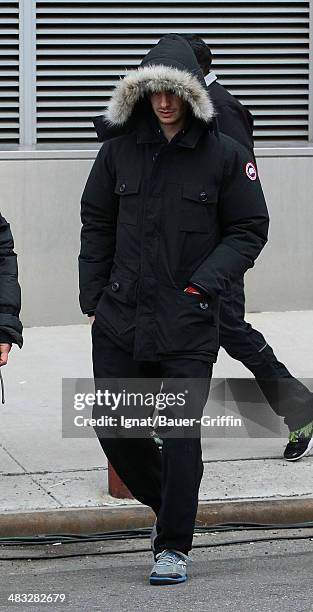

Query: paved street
left=0, top=531, right=313, bottom=611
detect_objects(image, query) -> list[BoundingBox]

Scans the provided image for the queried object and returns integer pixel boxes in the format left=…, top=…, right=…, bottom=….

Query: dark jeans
left=91, top=321, right=212, bottom=556
left=220, top=278, right=313, bottom=430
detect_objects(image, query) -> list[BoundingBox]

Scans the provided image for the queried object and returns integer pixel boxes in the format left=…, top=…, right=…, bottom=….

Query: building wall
left=0, top=146, right=312, bottom=327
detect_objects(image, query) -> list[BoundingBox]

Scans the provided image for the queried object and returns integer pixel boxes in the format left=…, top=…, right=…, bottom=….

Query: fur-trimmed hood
left=104, top=34, right=215, bottom=128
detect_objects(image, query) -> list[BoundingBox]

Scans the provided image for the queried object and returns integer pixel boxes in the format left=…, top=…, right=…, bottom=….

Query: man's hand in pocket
left=0, top=343, right=11, bottom=366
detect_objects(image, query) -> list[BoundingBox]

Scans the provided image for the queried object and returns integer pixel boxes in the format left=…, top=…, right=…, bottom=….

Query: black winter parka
left=0, top=213, right=23, bottom=347
left=79, top=34, right=268, bottom=362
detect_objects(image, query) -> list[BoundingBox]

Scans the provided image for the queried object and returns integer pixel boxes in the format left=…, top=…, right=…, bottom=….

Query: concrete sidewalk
left=0, top=311, right=313, bottom=529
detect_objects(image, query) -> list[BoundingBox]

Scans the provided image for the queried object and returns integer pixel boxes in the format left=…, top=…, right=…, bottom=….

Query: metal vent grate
left=0, top=0, right=19, bottom=144
left=35, top=0, right=310, bottom=143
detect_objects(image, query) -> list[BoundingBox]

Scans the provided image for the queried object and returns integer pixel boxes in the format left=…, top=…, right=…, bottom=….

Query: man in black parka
left=79, top=34, right=268, bottom=584
left=0, top=213, right=23, bottom=375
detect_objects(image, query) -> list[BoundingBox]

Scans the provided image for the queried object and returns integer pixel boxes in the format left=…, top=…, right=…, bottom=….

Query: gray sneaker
left=150, top=549, right=189, bottom=585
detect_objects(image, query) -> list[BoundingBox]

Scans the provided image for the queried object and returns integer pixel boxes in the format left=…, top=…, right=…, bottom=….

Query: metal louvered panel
left=36, top=0, right=310, bottom=143
left=0, top=0, right=19, bottom=143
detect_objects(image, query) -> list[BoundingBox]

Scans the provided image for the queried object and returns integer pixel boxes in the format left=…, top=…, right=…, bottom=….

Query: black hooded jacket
left=79, top=34, right=268, bottom=362
left=207, top=79, right=254, bottom=153
left=0, top=213, right=23, bottom=347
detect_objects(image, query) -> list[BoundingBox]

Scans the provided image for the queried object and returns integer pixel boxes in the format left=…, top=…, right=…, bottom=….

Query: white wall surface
left=0, top=146, right=312, bottom=327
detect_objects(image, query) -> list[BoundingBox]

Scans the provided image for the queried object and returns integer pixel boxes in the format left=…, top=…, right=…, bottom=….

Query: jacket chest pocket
left=180, top=183, right=218, bottom=233
left=114, top=177, right=140, bottom=226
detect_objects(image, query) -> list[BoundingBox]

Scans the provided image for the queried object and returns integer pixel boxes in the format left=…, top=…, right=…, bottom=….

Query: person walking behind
left=180, top=34, right=313, bottom=462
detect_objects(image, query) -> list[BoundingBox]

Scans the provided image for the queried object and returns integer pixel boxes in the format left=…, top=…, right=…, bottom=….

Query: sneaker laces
left=156, top=550, right=189, bottom=566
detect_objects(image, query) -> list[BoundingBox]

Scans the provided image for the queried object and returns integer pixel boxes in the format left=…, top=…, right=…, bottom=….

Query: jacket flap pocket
left=183, top=183, right=218, bottom=205
left=114, top=177, right=140, bottom=196
left=107, top=277, right=137, bottom=305
left=115, top=177, right=140, bottom=225
left=180, top=183, right=217, bottom=233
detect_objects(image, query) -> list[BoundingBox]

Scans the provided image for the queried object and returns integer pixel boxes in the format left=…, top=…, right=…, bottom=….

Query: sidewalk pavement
left=0, top=310, right=313, bottom=534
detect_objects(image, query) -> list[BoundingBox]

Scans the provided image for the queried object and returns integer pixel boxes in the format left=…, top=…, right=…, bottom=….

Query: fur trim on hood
left=105, top=63, right=215, bottom=126
left=103, top=35, right=216, bottom=128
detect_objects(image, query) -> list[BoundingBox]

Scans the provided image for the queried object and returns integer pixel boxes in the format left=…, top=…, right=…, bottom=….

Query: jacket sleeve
left=0, top=213, right=23, bottom=347
left=79, top=142, right=118, bottom=315
left=217, top=102, right=254, bottom=154
left=189, top=142, right=269, bottom=298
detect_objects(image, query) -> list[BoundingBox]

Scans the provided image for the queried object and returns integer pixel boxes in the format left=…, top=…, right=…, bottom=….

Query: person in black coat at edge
left=0, top=213, right=23, bottom=403
left=81, top=33, right=269, bottom=584
left=93, top=34, right=313, bottom=464
left=182, top=34, right=313, bottom=463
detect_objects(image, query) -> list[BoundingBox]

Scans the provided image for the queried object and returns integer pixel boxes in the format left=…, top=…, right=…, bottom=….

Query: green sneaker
left=284, top=420, right=313, bottom=461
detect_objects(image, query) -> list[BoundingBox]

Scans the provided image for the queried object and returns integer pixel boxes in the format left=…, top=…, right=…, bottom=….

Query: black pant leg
left=153, top=358, right=212, bottom=556
left=91, top=321, right=163, bottom=515
left=220, top=278, right=270, bottom=358
left=220, top=278, right=313, bottom=430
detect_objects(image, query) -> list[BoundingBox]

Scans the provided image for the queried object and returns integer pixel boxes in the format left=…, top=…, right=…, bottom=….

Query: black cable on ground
left=1, top=533, right=313, bottom=562
left=1, top=521, right=313, bottom=546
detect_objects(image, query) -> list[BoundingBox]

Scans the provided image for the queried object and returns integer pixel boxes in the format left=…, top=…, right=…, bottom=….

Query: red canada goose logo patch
left=245, top=161, right=257, bottom=181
